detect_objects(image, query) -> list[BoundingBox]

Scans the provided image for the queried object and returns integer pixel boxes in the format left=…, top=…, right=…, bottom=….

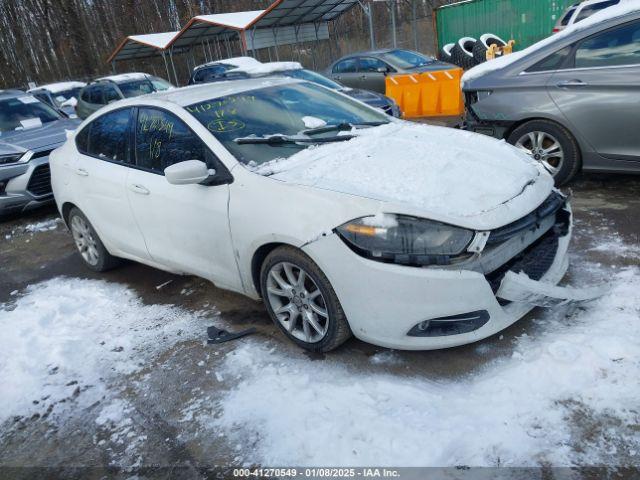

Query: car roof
left=28, top=81, right=86, bottom=94
left=117, top=77, right=298, bottom=108
left=0, top=89, right=26, bottom=101
left=94, top=72, right=150, bottom=84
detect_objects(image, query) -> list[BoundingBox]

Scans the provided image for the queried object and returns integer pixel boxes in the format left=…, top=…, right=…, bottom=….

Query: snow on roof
left=97, top=72, right=149, bottom=83
left=193, top=10, right=265, bottom=29
left=229, top=61, right=303, bottom=75
left=462, top=0, right=640, bottom=86
left=28, top=81, right=86, bottom=94
left=127, top=31, right=180, bottom=49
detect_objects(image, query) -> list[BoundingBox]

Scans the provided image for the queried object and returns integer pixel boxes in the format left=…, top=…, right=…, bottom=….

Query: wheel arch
left=250, top=242, right=295, bottom=298
left=60, top=201, right=78, bottom=227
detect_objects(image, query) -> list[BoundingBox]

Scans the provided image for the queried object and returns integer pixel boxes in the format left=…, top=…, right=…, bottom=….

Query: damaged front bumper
left=303, top=197, right=582, bottom=350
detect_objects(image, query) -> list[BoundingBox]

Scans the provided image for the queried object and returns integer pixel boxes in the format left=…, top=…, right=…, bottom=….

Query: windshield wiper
left=302, top=121, right=389, bottom=136
left=234, top=133, right=355, bottom=145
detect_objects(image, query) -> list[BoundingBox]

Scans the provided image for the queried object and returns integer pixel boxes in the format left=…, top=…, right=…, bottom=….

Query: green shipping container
left=435, top=0, right=576, bottom=52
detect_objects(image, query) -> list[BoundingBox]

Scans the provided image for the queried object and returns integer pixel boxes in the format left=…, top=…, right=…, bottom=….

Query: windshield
left=52, top=87, right=82, bottom=106
left=281, top=69, right=343, bottom=90
left=118, top=79, right=155, bottom=98
left=380, top=49, right=435, bottom=69
left=186, top=82, right=389, bottom=166
left=0, top=96, right=61, bottom=132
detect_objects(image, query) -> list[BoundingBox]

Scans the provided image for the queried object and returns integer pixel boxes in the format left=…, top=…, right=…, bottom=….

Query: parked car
left=0, top=90, right=80, bottom=215
left=553, top=0, right=622, bottom=33
left=327, top=49, right=456, bottom=93
left=51, top=77, right=573, bottom=352
left=463, top=3, right=640, bottom=185
left=27, top=81, right=86, bottom=118
left=76, top=73, right=173, bottom=119
left=189, top=57, right=401, bottom=117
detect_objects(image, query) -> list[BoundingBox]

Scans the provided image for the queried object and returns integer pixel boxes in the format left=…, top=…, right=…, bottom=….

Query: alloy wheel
left=265, top=261, right=329, bottom=343
left=515, top=131, right=564, bottom=176
left=70, top=215, right=100, bottom=266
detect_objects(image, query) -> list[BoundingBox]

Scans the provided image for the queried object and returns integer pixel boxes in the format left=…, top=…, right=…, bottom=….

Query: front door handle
left=75, top=168, right=88, bottom=177
left=129, top=184, right=150, bottom=195
left=557, top=79, right=588, bottom=88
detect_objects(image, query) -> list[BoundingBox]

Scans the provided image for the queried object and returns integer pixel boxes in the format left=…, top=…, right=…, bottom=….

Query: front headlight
left=0, top=152, right=30, bottom=166
left=336, top=214, right=473, bottom=266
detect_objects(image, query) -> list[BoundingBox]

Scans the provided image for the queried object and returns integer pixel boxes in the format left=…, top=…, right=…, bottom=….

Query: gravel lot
left=0, top=173, right=639, bottom=479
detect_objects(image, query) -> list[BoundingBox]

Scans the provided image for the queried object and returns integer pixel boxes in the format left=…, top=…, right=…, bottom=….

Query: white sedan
left=50, top=77, right=573, bottom=351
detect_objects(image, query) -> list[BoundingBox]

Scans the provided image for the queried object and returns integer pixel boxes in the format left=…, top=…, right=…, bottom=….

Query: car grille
left=487, top=192, right=566, bottom=245
left=31, top=149, right=54, bottom=160
left=27, top=164, right=52, bottom=197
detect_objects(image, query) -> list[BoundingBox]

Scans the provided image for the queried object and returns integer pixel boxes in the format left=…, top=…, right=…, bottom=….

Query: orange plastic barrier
left=385, top=68, right=464, bottom=118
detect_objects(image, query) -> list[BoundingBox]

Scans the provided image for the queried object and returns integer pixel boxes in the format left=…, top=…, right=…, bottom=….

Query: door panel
left=548, top=20, right=640, bottom=161
left=357, top=57, right=390, bottom=93
left=127, top=107, right=239, bottom=286
left=331, top=58, right=360, bottom=89
left=74, top=108, right=148, bottom=258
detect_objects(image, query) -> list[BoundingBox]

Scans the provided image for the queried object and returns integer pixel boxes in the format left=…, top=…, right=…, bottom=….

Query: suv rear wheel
left=507, top=119, right=581, bottom=186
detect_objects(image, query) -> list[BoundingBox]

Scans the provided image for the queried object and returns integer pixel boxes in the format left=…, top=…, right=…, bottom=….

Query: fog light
left=407, top=310, right=490, bottom=337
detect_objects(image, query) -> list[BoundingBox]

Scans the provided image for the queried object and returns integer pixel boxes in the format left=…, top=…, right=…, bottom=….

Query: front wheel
left=260, top=246, right=352, bottom=352
left=507, top=119, right=581, bottom=186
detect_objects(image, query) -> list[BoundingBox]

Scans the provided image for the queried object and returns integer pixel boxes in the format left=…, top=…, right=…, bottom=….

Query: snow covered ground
left=210, top=265, right=640, bottom=467
left=1, top=179, right=639, bottom=470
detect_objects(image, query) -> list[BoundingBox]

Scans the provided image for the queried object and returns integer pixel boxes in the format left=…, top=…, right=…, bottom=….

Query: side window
left=83, top=108, right=132, bottom=162
left=526, top=46, right=573, bottom=72
left=135, top=108, right=212, bottom=173
left=358, top=57, right=389, bottom=72
left=75, top=126, right=90, bottom=153
left=574, top=20, right=640, bottom=68
left=575, top=0, right=620, bottom=23
left=333, top=58, right=357, bottom=74
left=104, top=86, right=121, bottom=103
left=89, top=86, right=104, bottom=105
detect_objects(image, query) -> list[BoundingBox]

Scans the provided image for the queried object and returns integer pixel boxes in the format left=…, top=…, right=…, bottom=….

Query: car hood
left=341, top=88, right=390, bottom=106
left=255, top=122, right=553, bottom=230
left=0, top=118, right=80, bottom=152
left=404, top=60, right=457, bottom=73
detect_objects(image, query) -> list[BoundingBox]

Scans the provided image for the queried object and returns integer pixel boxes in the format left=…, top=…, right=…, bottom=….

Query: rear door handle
left=75, top=168, right=88, bottom=176
left=128, top=184, right=150, bottom=195
left=557, top=79, right=588, bottom=88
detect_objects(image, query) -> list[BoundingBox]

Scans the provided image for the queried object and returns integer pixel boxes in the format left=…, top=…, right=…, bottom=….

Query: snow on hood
left=0, top=118, right=80, bottom=151
left=255, top=122, right=545, bottom=220
left=462, top=0, right=640, bottom=86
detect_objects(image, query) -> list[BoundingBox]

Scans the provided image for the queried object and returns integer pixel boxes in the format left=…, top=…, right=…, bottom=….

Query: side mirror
left=376, top=66, right=389, bottom=74
left=164, top=160, right=213, bottom=185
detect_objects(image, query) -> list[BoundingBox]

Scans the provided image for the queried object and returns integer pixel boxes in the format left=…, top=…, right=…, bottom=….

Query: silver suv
left=0, top=90, right=80, bottom=215
left=463, top=7, right=640, bottom=185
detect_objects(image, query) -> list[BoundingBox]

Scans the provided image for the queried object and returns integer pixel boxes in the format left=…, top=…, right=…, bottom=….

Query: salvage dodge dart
left=50, top=78, right=573, bottom=352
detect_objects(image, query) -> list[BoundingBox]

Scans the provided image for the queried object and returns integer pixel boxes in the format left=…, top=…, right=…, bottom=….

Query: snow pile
left=257, top=122, right=543, bottom=220
left=211, top=268, right=640, bottom=466
left=0, top=277, right=204, bottom=426
left=462, top=0, right=640, bottom=86
left=97, top=72, right=149, bottom=83
left=23, top=217, right=62, bottom=233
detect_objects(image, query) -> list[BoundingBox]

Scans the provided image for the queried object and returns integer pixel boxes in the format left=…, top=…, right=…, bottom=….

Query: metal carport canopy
left=166, top=0, right=360, bottom=51
left=107, top=31, right=180, bottom=63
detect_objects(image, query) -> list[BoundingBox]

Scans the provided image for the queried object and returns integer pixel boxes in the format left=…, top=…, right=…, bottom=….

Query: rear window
left=560, top=7, right=577, bottom=26
left=526, top=46, right=573, bottom=72
left=79, top=108, right=131, bottom=162
left=333, top=59, right=357, bottom=74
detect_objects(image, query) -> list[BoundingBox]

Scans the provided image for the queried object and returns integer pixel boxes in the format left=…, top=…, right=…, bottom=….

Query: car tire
left=68, top=207, right=121, bottom=272
left=451, top=37, right=477, bottom=69
left=472, top=33, right=507, bottom=64
left=439, top=43, right=455, bottom=62
left=507, top=119, right=581, bottom=186
left=260, top=246, right=352, bottom=352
